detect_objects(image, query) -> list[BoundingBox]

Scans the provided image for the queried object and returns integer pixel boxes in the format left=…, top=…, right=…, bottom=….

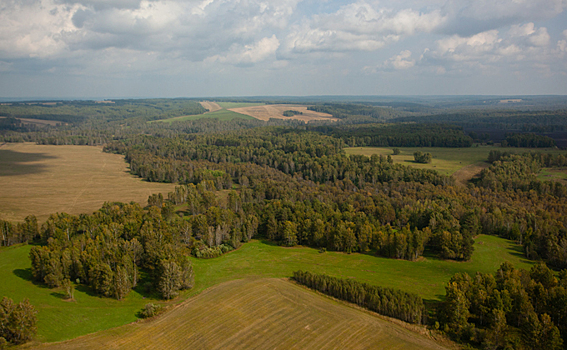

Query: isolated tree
left=0, top=297, right=37, bottom=345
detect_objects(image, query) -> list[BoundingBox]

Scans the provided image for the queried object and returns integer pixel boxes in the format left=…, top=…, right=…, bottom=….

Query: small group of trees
left=28, top=203, right=194, bottom=300
left=283, top=110, right=303, bottom=117
left=0, top=297, right=37, bottom=346
left=413, top=151, right=432, bottom=164
left=293, top=270, right=425, bottom=324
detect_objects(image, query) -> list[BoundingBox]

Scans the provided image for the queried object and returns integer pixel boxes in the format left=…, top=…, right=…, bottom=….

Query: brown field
left=30, top=278, right=450, bottom=350
left=0, top=143, right=176, bottom=222
left=199, top=101, right=223, bottom=113
left=228, top=104, right=336, bottom=123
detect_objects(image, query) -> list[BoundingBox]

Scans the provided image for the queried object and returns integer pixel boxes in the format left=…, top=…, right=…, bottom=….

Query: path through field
left=31, top=278, right=450, bottom=350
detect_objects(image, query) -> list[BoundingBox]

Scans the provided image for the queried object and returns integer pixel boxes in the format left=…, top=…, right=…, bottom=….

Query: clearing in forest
left=0, top=143, right=176, bottom=222
left=345, top=146, right=567, bottom=177
left=228, top=104, right=336, bottom=122
left=31, top=278, right=449, bottom=350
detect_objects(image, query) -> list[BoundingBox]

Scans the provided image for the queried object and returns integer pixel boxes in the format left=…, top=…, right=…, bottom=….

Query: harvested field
left=0, top=143, right=176, bottom=222
left=199, top=101, right=222, bottom=113
left=228, top=104, right=336, bottom=122
left=31, top=278, right=449, bottom=350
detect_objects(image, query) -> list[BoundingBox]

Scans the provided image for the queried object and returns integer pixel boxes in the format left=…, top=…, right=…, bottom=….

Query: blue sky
left=1, top=0, right=566, bottom=98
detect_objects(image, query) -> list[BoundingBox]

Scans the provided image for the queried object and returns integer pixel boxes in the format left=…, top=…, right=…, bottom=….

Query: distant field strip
left=229, top=104, right=337, bottom=122
left=0, top=143, right=176, bottom=222
left=155, top=108, right=254, bottom=123
left=32, top=278, right=449, bottom=350
left=199, top=101, right=222, bottom=112
left=345, top=146, right=567, bottom=177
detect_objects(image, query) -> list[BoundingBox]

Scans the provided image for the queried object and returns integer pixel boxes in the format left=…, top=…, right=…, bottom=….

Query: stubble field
left=29, top=278, right=450, bottom=350
left=228, top=104, right=336, bottom=122
left=0, top=143, right=176, bottom=222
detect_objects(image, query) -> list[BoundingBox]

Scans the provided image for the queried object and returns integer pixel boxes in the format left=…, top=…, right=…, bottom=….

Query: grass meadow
left=0, top=143, right=176, bottom=222
left=344, top=146, right=567, bottom=177
left=31, top=278, right=450, bottom=350
left=1, top=234, right=531, bottom=343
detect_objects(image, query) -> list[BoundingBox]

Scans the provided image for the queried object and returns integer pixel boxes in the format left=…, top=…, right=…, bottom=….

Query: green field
left=538, top=167, right=567, bottom=183
left=344, top=146, right=567, bottom=176
left=1, top=235, right=532, bottom=343
left=216, top=102, right=266, bottom=108
left=155, top=108, right=254, bottom=123
left=32, top=278, right=449, bottom=350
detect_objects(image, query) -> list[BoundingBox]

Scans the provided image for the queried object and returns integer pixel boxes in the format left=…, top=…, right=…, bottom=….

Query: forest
left=1, top=97, right=567, bottom=348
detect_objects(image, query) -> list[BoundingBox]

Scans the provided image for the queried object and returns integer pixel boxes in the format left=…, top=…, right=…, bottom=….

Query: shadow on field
left=258, top=239, right=279, bottom=247
left=13, top=268, right=50, bottom=289
left=50, top=291, right=67, bottom=299
left=0, top=150, right=56, bottom=176
left=75, top=284, right=99, bottom=297
left=13, top=268, right=33, bottom=281
left=507, top=244, right=532, bottom=265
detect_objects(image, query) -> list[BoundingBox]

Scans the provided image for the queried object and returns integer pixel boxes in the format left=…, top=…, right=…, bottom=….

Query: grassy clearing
left=31, top=278, right=449, bottom=350
left=344, top=146, right=567, bottom=176
left=216, top=102, right=266, bottom=108
left=538, top=168, right=567, bottom=183
left=0, top=143, right=176, bottom=222
left=189, top=235, right=532, bottom=303
left=1, top=235, right=530, bottom=343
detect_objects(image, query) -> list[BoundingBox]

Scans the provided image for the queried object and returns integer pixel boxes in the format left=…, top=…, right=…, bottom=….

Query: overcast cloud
left=0, top=0, right=566, bottom=97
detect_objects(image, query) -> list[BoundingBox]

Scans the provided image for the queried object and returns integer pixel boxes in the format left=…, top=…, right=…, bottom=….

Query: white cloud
left=388, top=50, right=415, bottom=69
left=423, top=23, right=556, bottom=66
left=282, top=2, right=446, bottom=56
left=206, top=35, right=280, bottom=66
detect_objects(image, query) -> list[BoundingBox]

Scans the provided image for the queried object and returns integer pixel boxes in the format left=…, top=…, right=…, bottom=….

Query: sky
left=1, top=0, right=567, bottom=98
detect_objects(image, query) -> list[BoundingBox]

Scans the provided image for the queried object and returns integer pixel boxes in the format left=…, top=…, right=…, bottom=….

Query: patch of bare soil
left=228, top=104, right=337, bottom=123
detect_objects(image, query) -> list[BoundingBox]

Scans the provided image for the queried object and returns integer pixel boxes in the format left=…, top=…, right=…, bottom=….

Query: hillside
left=29, top=278, right=450, bottom=350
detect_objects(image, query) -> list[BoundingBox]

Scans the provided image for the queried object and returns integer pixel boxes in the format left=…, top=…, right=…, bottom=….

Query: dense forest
left=442, top=262, right=567, bottom=349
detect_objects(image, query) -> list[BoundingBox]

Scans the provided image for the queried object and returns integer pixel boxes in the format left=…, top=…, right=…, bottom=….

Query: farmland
left=155, top=102, right=255, bottom=123
left=0, top=234, right=530, bottom=343
left=228, top=104, right=336, bottom=122
left=30, top=278, right=450, bottom=350
left=0, top=143, right=176, bottom=222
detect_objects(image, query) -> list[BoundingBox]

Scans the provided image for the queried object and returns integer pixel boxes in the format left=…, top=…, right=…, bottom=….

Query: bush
left=138, top=303, right=163, bottom=319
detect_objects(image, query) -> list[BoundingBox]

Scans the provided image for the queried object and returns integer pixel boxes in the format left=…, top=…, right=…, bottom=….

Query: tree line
left=292, top=270, right=425, bottom=324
